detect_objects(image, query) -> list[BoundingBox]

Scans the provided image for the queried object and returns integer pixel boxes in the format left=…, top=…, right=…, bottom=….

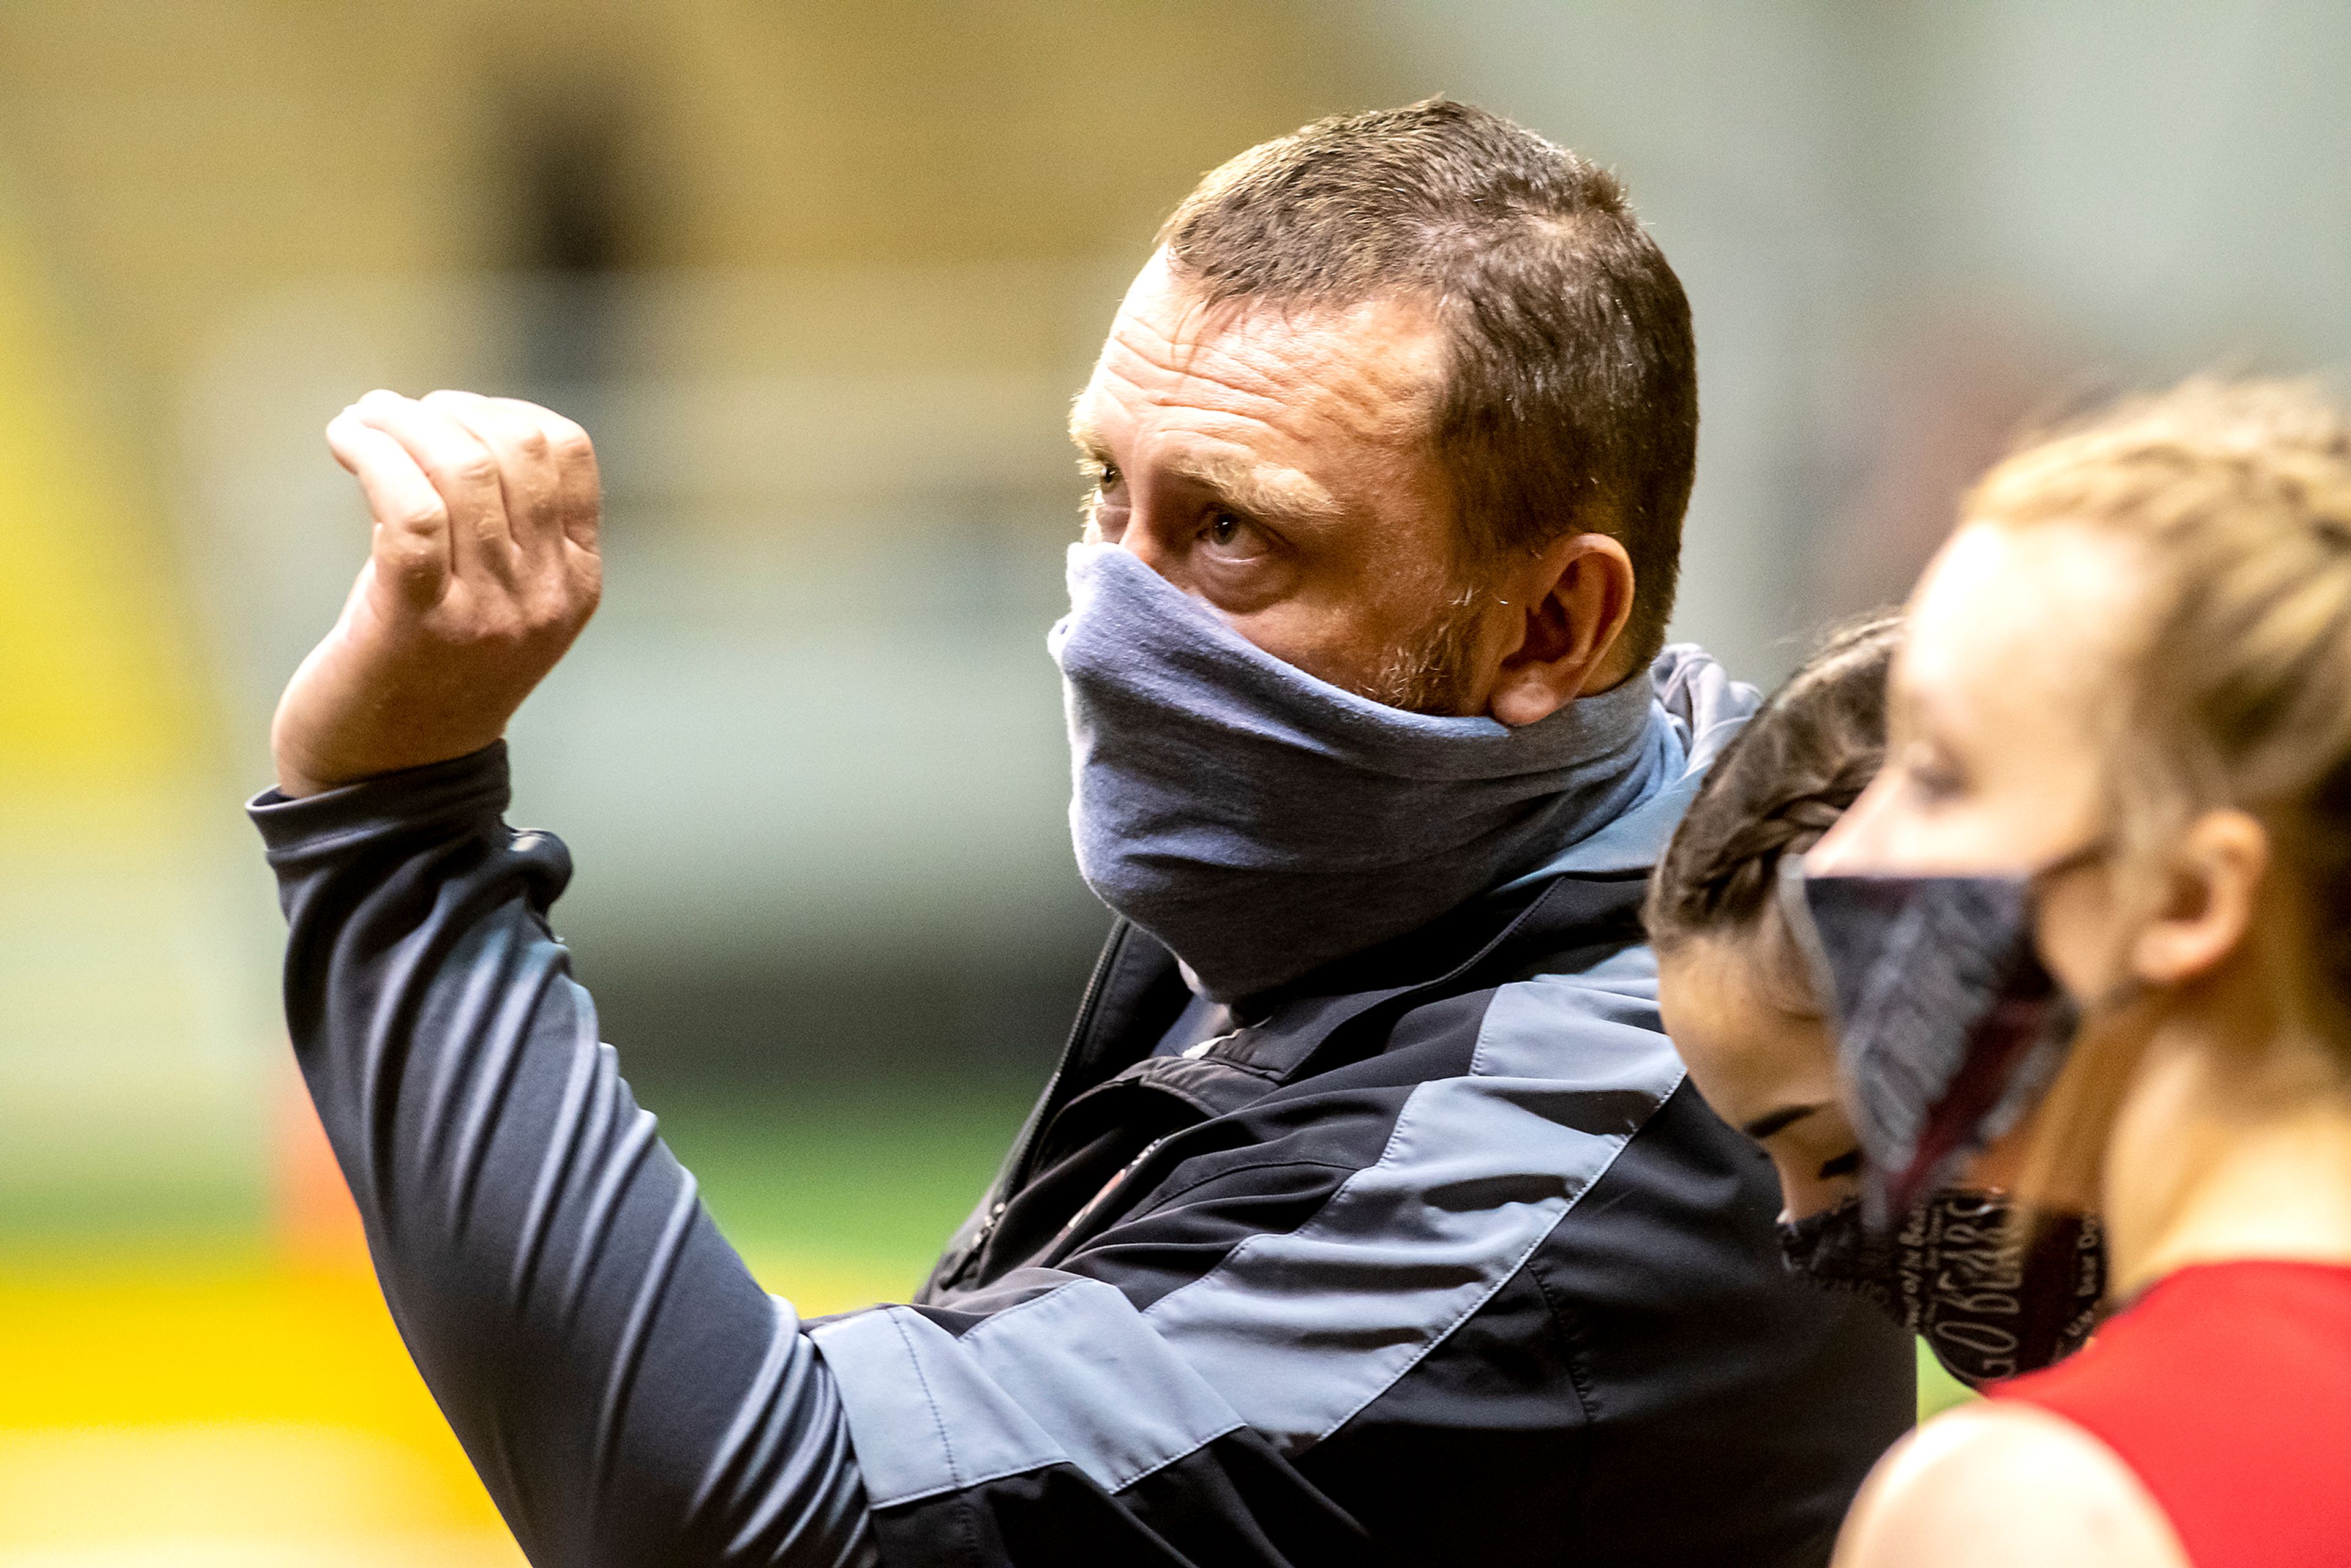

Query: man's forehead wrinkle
left=1164, top=290, right=1250, bottom=382
left=1104, top=350, right=1436, bottom=491
left=1104, top=311, right=1298, bottom=418
left=1113, top=287, right=1442, bottom=407
left=1109, top=383, right=1398, bottom=524
left=1076, top=351, right=1327, bottom=510
left=1091, top=356, right=1325, bottom=488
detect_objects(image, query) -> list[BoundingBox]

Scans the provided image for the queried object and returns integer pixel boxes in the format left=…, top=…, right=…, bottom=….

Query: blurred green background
left=1, top=1, right=2342, bottom=1559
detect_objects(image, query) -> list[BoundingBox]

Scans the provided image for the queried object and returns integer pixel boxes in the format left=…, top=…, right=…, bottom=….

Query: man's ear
left=1487, top=531, right=1638, bottom=727
left=2130, top=809, right=2269, bottom=987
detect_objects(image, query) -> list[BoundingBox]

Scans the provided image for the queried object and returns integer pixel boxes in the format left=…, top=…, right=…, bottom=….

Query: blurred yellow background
left=0, top=1, right=2341, bottom=1561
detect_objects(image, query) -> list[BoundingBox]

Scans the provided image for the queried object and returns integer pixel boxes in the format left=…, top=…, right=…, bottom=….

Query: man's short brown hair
left=1161, top=98, right=1697, bottom=666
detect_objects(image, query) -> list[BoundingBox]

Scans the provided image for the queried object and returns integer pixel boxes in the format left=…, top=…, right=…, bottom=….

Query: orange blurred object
left=271, top=1053, right=370, bottom=1272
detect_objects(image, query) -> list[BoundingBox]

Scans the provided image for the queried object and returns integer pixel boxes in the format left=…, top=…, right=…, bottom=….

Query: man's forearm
left=254, top=743, right=875, bottom=1568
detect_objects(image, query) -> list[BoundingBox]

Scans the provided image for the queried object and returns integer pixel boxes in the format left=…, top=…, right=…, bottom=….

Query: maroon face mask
left=1779, top=1188, right=2106, bottom=1386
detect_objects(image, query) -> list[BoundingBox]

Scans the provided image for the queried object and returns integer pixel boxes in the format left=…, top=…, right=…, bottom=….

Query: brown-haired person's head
left=1652, top=613, right=2113, bottom=1387
left=1648, top=614, right=1901, bottom=1218
left=1070, top=98, right=1697, bottom=721
left=1812, top=378, right=2351, bottom=1286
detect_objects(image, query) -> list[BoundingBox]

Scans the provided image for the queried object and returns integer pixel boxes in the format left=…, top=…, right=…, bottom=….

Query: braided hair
left=1964, top=377, right=2351, bottom=1058
left=1645, top=612, right=1902, bottom=978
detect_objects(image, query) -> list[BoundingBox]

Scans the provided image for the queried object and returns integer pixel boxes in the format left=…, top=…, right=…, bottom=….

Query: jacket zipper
left=950, top=879, right=1625, bottom=1287
left=960, top=920, right=1130, bottom=1265
left=1041, top=1131, right=1174, bottom=1262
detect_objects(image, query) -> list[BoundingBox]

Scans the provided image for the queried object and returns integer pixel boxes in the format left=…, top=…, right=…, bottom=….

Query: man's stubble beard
left=1364, top=579, right=1491, bottom=717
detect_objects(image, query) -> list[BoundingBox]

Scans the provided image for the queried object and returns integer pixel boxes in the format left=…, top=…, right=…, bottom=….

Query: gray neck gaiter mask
left=1048, top=544, right=1681, bottom=1002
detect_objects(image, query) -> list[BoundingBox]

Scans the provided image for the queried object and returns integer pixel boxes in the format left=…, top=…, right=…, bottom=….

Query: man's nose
left=1109, top=519, right=1182, bottom=584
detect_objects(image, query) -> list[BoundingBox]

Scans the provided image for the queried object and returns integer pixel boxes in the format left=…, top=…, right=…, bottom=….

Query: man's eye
left=1198, top=511, right=1274, bottom=561
left=1203, top=511, right=1269, bottom=555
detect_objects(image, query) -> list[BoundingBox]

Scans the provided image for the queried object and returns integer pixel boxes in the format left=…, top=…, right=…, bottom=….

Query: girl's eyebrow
left=1741, top=1103, right=1821, bottom=1141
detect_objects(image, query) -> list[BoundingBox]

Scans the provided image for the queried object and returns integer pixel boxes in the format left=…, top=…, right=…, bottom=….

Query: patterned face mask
left=1777, top=846, right=2106, bottom=1225
left=1779, top=1188, right=2106, bottom=1386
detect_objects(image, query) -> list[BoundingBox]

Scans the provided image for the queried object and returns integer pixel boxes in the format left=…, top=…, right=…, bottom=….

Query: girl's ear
left=2130, top=809, right=2269, bottom=986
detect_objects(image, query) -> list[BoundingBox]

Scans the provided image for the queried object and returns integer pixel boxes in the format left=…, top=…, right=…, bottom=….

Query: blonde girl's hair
left=1966, top=378, right=2351, bottom=1198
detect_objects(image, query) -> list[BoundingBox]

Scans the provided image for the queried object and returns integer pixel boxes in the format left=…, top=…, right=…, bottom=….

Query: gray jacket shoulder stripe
left=811, top=1278, right=1245, bottom=1507
left=1138, top=959, right=1685, bottom=1456
left=809, top=1305, right=1068, bottom=1508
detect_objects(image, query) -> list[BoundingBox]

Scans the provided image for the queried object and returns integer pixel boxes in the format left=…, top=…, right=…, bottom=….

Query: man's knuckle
left=523, top=590, right=578, bottom=633
left=477, top=610, right=527, bottom=649
left=453, top=454, right=501, bottom=489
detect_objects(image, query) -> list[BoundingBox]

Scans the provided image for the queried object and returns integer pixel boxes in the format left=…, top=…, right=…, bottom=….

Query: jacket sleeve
left=251, top=744, right=877, bottom=1568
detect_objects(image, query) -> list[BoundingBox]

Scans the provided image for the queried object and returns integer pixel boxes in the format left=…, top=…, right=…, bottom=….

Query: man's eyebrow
left=1063, top=415, right=1343, bottom=528
left=1163, top=450, right=1344, bottom=528
left=1741, top=1103, right=1821, bottom=1141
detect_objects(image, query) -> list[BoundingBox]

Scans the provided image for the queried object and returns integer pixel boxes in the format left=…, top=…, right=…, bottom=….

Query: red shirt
left=1997, top=1259, right=2351, bottom=1567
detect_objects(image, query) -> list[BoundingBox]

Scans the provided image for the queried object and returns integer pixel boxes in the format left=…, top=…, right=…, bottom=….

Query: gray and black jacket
left=251, top=715, right=1912, bottom=1568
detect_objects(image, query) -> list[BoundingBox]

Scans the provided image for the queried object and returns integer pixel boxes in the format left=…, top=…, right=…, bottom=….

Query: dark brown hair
left=1646, top=613, right=1903, bottom=961
left=1160, top=98, right=1698, bottom=665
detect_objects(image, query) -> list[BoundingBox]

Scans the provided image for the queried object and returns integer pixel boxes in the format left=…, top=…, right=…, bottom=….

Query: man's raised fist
left=269, top=389, right=603, bottom=798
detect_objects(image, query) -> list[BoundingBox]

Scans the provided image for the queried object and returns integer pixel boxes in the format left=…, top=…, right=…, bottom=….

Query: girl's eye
left=1098, top=463, right=1120, bottom=491
left=1900, top=743, right=1966, bottom=803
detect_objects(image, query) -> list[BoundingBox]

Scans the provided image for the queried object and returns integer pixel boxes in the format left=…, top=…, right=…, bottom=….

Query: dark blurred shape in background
left=509, top=78, right=643, bottom=388
left=0, top=2, right=2343, bottom=1558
